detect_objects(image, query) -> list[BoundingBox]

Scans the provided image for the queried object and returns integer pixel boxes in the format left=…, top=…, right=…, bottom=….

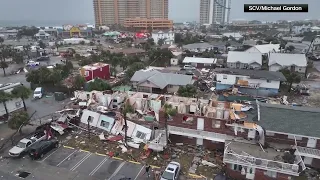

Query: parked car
left=26, top=60, right=40, bottom=66
left=33, top=87, right=43, bottom=99
left=160, top=161, right=181, bottom=180
left=28, top=139, right=59, bottom=160
left=36, top=56, right=50, bottom=61
left=9, top=131, right=47, bottom=157
left=183, top=65, right=196, bottom=70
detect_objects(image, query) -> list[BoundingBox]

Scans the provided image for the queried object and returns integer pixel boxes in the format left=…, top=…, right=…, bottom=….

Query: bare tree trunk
left=22, top=98, right=27, bottom=111
left=123, top=112, right=128, bottom=146
left=2, top=68, right=6, bottom=76
left=165, top=116, right=168, bottom=143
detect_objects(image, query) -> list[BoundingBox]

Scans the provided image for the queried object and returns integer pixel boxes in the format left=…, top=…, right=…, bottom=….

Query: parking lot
left=0, top=146, right=157, bottom=180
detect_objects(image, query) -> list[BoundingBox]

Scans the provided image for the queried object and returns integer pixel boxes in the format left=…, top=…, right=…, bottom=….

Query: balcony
left=223, top=142, right=305, bottom=176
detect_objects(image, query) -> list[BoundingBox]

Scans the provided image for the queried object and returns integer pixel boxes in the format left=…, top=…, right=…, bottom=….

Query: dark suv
left=28, top=139, right=59, bottom=160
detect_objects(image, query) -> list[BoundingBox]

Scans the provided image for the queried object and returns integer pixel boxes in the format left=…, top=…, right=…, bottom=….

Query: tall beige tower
left=93, top=0, right=169, bottom=26
left=199, top=0, right=230, bottom=25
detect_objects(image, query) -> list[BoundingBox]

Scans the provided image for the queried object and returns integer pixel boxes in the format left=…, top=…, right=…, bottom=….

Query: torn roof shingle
left=269, top=53, right=307, bottom=67
left=130, top=70, right=193, bottom=89
left=227, top=51, right=262, bottom=65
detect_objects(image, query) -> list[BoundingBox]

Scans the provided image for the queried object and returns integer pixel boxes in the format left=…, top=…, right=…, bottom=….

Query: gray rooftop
left=214, top=68, right=287, bottom=81
left=247, top=103, right=320, bottom=138
left=183, top=42, right=214, bottom=49
left=131, top=70, right=193, bottom=89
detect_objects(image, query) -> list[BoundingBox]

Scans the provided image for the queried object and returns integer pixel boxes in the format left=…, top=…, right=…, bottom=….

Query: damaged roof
left=248, top=103, right=320, bottom=138
left=131, top=70, right=193, bottom=89
left=214, top=68, right=287, bottom=81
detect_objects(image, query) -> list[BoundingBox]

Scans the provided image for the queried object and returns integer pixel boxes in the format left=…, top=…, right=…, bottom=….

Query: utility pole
left=87, top=119, right=90, bottom=139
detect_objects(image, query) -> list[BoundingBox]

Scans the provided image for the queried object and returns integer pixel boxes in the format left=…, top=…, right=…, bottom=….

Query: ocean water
left=0, top=20, right=95, bottom=27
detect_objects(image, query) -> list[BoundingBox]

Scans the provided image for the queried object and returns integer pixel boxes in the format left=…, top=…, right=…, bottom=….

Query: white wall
left=152, top=31, right=175, bottom=45
left=269, top=64, right=306, bottom=73
left=245, top=47, right=261, bottom=53
left=216, top=74, right=280, bottom=89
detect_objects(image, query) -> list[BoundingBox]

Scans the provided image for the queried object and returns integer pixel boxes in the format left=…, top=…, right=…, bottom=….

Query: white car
left=160, top=161, right=181, bottom=180
left=27, top=60, right=40, bottom=66
left=183, top=65, right=196, bottom=70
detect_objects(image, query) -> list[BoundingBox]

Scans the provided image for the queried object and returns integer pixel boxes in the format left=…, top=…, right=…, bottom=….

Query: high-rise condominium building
left=93, top=0, right=168, bottom=26
left=200, top=0, right=231, bottom=25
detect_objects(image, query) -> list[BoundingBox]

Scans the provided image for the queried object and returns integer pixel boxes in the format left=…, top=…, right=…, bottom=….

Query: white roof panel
left=269, top=53, right=307, bottom=67
left=227, top=51, right=262, bottom=65
left=183, top=57, right=216, bottom=64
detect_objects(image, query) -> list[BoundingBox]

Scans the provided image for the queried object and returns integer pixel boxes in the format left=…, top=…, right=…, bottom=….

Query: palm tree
left=0, top=91, right=12, bottom=118
left=0, top=37, right=4, bottom=45
left=0, top=61, right=8, bottom=76
left=11, top=85, right=32, bottom=111
left=23, top=45, right=31, bottom=59
left=163, top=104, right=177, bottom=143
left=121, top=99, right=134, bottom=146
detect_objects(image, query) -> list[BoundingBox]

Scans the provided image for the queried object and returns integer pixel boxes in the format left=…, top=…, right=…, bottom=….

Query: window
left=288, top=135, right=303, bottom=140
left=15, top=101, right=22, bottom=108
left=264, top=171, right=277, bottom=178
left=266, top=80, right=271, bottom=83
left=231, top=164, right=242, bottom=171
left=100, top=120, right=110, bottom=129
left=136, top=131, right=146, bottom=140
left=167, top=85, right=173, bottom=88
left=84, top=71, right=89, bottom=77
left=212, top=120, right=221, bottom=128
left=223, top=75, right=227, bottom=79
left=87, top=116, right=94, bottom=123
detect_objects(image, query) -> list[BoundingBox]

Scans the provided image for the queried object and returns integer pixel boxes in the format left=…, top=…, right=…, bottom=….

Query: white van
left=33, top=87, right=43, bottom=99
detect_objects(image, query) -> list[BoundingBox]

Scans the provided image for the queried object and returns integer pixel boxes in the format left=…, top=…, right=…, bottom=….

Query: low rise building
left=245, top=44, right=280, bottom=56
left=123, top=18, right=173, bottom=31
left=34, top=30, right=50, bottom=40
left=268, top=53, right=307, bottom=73
left=214, top=68, right=286, bottom=97
left=57, top=25, right=93, bottom=38
left=80, top=63, right=110, bottom=81
left=151, top=30, right=175, bottom=45
left=227, top=51, right=262, bottom=69
left=130, top=70, right=193, bottom=94
left=183, top=43, right=215, bottom=52
left=183, top=57, right=217, bottom=68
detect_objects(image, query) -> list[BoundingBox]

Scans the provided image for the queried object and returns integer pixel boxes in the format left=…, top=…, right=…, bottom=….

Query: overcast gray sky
left=0, top=0, right=317, bottom=26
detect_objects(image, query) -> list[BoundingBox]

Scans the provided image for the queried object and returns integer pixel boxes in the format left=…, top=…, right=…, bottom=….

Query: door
left=307, top=138, right=317, bottom=148
left=197, top=118, right=204, bottom=145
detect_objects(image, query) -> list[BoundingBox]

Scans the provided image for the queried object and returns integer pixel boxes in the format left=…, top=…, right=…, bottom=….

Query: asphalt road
left=0, top=146, right=156, bottom=180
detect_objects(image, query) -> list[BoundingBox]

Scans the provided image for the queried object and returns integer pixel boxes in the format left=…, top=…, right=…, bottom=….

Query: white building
left=311, top=26, right=320, bottom=32
left=245, top=44, right=280, bottom=56
left=34, top=30, right=50, bottom=40
left=227, top=51, right=262, bottom=69
left=151, top=30, right=175, bottom=45
left=222, top=32, right=243, bottom=40
left=200, top=0, right=231, bottom=25
left=183, top=57, right=217, bottom=68
left=0, top=83, right=24, bottom=117
left=215, top=68, right=286, bottom=96
left=61, top=38, right=90, bottom=45
left=292, top=25, right=311, bottom=34
left=268, top=53, right=307, bottom=73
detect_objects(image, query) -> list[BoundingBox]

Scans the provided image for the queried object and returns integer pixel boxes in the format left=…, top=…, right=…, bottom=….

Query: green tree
left=87, top=78, right=111, bottom=91
left=72, top=75, right=86, bottom=90
left=0, top=61, right=8, bottom=76
left=163, top=103, right=177, bottom=142
left=80, top=41, right=85, bottom=45
left=157, top=38, right=165, bottom=46
left=38, top=40, right=46, bottom=49
left=8, top=111, right=29, bottom=133
left=280, top=68, right=301, bottom=92
left=222, top=36, right=229, bottom=41
left=125, top=62, right=145, bottom=81
left=23, top=45, right=31, bottom=59
left=0, top=37, right=4, bottom=45
left=0, top=91, right=11, bottom=117
left=177, top=85, right=197, bottom=97
left=148, top=48, right=173, bottom=67
left=11, top=86, right=32, bottom=111
left=256, top=40, right=263, bottom=45
left=147, top=38, right=155, bottom=46
left=119, top=56, right=129, bottom=70
left=12, top=52, right=24, bottom=64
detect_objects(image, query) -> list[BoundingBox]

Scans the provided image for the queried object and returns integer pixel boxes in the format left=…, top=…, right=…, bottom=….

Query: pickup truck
left=9, top=131, right=47, bottom=157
